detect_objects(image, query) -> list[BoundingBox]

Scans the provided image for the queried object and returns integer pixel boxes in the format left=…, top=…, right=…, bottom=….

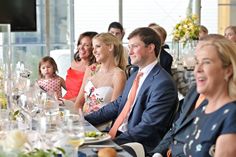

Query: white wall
left=74, top=0, right=218, bottom=43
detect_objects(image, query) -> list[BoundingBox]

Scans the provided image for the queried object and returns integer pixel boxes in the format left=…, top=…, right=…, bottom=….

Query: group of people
left=35, top=22, right=236, bottom=157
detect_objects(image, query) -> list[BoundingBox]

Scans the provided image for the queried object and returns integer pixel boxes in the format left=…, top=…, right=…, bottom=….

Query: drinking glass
left=38, top=115, right=62, bottom=149
left=18, top=91, right=39, bottom=130
left=63, top=114, right=85, bottom=157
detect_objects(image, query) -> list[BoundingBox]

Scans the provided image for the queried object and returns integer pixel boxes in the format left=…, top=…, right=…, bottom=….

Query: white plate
left=84, top=133, right=111, bottom=144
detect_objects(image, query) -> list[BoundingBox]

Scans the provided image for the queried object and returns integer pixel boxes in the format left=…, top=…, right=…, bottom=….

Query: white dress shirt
left=118, top=60, right=158, bottom=132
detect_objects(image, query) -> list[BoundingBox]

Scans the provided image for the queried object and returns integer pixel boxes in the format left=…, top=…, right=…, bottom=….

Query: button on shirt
left=118, top=60, right=158, bottom=132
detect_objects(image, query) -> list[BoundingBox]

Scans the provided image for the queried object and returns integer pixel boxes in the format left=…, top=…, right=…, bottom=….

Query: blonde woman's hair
left=93, top=33, right=126, bottom=70
left=199, top=34, right=236, bottom=99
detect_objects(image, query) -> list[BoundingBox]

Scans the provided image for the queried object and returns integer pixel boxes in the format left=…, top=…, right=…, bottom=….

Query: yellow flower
left=172, top=15, right=200, bottom=45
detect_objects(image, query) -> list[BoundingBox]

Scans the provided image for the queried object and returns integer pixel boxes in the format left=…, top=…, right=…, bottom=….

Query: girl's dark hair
left=38, top=56, right=58, bottom=78
left=74, top=31, right=98, bottom=65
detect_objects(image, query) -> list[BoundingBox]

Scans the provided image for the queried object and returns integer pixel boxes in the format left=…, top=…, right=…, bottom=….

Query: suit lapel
left=178, top=91, right=199, bottom=125
left=175, top=100, right=208, bottom=134
left=136, top=63, right=160, bottom=98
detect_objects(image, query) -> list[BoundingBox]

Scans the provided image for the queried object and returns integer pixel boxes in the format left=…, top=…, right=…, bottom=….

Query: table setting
left=0, top=63, right=132, bottom=157
left=1, top=96, right=131, bottom=157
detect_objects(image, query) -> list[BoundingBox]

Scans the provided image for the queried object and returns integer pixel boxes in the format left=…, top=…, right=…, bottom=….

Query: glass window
left=9, top=0, right=73, bottom=82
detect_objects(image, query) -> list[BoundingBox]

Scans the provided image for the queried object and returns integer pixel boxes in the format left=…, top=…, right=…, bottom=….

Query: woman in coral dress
left=63, top=31, right=97, bottom=101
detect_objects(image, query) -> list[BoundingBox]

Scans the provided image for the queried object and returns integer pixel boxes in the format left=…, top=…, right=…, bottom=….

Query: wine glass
left=63, top=114, right=85, bottom=157
left=18, top=90, right=39, bottom=131
left=37, top=115, right=63, bottom=149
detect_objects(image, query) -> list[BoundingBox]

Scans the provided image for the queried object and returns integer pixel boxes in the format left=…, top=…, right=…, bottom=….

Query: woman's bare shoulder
left=113, top=67, right=126, bottom=79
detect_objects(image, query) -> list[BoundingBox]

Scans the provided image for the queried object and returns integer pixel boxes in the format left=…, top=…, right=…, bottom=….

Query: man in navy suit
left=85, top=27, right=178, bottom=153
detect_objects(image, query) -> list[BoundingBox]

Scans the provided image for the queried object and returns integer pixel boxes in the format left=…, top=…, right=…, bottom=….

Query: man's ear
left=122, top=31, right=125, bottom=39
left=148, top=43, right=155, bottom=52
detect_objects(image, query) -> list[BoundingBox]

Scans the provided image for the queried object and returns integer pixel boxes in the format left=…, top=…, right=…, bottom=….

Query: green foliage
left=0, top=147, right=67, bottom=157
left=18, top=147, right=66, bottom=157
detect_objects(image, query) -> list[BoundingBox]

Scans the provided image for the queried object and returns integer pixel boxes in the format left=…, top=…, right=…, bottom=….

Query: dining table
left=78, top=120, right=133, bottom=157
left=0, top=100, right=133, bottom=157
left=60, top=103, right=133, bottom=157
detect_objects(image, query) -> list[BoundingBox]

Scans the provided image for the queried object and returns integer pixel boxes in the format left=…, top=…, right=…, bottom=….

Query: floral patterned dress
left=83, top=80, right=113, bottom=114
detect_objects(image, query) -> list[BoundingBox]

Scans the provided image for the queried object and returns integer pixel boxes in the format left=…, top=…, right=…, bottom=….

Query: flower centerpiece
left=172, top=15, right=200, bottom=46
left=172, top=15, right=200, bottom=69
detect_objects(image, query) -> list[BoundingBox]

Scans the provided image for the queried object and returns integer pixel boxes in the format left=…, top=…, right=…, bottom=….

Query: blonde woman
left=74, top=33, right=126, bottom=116
left=170, top=35, right=236, bottom=157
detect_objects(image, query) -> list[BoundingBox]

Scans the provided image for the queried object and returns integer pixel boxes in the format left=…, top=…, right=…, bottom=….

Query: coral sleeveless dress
left=63, top=68, right=85, bottom=100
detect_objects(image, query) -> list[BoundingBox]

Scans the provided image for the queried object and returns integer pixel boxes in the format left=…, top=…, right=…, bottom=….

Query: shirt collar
left=139, top=60, right=157, bottom=75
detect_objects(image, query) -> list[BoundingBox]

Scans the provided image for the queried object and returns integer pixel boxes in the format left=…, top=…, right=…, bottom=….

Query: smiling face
left=128, top=36, right=152, bottom=68
left=77, top=36, right=93, bottom=59
left=92, top=38, right=111, bottom=63
left=194, top=44, right=232, bottom=97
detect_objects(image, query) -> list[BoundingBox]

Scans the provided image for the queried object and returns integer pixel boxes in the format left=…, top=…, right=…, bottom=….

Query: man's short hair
left=108, top=22, right=124, bottom=32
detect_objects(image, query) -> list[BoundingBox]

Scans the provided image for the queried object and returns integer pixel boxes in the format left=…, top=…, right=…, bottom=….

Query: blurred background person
left=199, top=25, right=208, bottom=40
left=149, top=24, right=173, bottom=75
left=224, top=25, right=236, bottom=43
left=63, top=31, right=97, bottom=101
left=108, top=21, right=128, bottom=66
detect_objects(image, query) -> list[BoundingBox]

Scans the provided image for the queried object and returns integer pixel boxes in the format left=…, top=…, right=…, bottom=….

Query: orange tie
left=109, top=72, right=143, bottom=138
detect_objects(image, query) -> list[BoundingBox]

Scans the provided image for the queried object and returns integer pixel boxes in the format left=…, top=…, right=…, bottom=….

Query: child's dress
left=37, top=76, right=62, bottom=98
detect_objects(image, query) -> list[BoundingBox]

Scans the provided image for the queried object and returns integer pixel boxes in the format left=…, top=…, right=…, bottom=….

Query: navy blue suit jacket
left=160, top=48, right=173, bottom=76
left=85, top=63, right=178, bottom=152
left=149, top=86, right=205, bottom=156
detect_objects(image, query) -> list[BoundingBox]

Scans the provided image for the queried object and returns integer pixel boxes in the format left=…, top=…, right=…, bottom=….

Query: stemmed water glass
left=18, top=89, right=39, bottom=131
left=63, top=113, right=85, bottom=157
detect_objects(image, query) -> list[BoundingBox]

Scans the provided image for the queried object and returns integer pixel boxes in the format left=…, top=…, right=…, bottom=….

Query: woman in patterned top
left=169, top=35, right=236, bottom=157
left=37, top=56, right=66, bottom=99
left=74, top=33, right=127, bottom=115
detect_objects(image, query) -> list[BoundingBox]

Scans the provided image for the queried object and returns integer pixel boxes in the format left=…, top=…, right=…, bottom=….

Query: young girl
left=37, top=56, right=66, bottom=99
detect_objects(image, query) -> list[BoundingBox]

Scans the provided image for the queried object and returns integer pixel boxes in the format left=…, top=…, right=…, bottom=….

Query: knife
left=87, top=145, right=123, bottom=152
